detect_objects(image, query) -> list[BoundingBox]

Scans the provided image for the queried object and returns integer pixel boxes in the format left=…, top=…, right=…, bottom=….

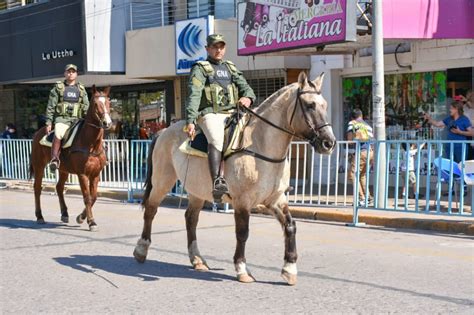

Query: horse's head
left=289, top=72, right=336, bottom=154
left=91, top=85, right=113, bottom=130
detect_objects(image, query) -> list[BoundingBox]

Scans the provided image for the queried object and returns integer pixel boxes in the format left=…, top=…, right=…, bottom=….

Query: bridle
left=236, top=88, right=331, bottom=163
left=70, top=94, right=109, bottom=157
left=289, top=89, right=332, bottom=147
left=86, top=94, right=109, bottom=129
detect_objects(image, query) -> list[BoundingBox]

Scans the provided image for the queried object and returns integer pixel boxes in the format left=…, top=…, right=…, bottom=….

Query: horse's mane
left=254, top=83, right=296, bottom=113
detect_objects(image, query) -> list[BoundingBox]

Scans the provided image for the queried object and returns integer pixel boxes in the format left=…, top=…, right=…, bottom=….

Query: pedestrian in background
left=401, top=142, right=425, bottom=199
left=1, top=123, right=17, bottom=139
left=424, top=101, right=473, bottom=163
left=346, top=108, right=374, bottom=206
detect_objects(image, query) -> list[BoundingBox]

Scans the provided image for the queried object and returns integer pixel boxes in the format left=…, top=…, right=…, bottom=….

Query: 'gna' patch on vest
left=216, top=69, right=230, bottom=78
left=63, top=86, right=80, bottom=103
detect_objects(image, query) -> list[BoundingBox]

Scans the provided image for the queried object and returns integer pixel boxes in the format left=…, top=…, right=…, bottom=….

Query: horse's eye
left=305, top=102, right=316, bottom=110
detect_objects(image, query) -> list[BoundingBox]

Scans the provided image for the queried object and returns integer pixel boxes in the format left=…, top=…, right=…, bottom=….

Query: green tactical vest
left=55, top=81, right=87, bottom=118
left=196, top=60, right=240, bottom=113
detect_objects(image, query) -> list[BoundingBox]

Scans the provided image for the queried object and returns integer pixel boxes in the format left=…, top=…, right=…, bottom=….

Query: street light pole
left=372, top=0, right=386, bottom=207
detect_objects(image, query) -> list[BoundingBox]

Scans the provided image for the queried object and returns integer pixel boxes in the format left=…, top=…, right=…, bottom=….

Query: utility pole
left=372, top=0, right=386, bottom=206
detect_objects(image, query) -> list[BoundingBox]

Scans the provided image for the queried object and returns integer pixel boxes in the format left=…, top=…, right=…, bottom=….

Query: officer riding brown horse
left=45, top=64, right=89, bottom=171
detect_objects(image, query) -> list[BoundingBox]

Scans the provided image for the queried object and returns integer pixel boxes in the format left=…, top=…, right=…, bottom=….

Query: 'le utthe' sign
left=42, top=49, right=75, bottom=61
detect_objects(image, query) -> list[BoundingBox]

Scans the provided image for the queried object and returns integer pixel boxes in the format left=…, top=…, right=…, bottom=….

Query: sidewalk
left=2, top=179, right=473, bottom=236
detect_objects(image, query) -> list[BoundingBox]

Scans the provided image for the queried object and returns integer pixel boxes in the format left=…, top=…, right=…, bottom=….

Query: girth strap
left=225, top=148, right=287, bottom=163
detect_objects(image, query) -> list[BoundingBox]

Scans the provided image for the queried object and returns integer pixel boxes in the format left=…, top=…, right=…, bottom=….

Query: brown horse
left=133, top=72, right=336, bottom=285
left=30, top=86, right=112, bottom=231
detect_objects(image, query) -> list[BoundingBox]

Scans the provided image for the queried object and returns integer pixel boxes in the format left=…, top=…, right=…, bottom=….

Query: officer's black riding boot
left=49, top=137, right=61, bottom=172
left=208, top=144, right=228, bottom=202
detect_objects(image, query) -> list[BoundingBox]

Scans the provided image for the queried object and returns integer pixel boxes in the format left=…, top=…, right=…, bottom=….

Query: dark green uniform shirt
left=45, top=81, right=89, bottom=126
left=185, top=58, right=256, bottom=125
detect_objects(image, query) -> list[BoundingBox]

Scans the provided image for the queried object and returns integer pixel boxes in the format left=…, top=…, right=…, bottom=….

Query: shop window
left=187, top=0, right=235, bottom=19
left=243, top=69, right=286, bottom=105
left=1, top=0, right=44, bottom=12
left=110, top=88, right=166, bottom=139
left=138, top=90, right=167, bottom=138
left=13, top=85, right=50, bottom=138
left=447, top=67, right=472, bottom=99
left=129, top=0, right=173, bottom=30
left=343, top=71, right=448, bottom=140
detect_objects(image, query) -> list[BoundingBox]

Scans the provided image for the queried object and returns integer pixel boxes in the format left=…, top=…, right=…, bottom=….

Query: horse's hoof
left=76, top=214, right=84, bottom=224
left=237, top=274, right=256, bottom=283
left=191, top=256, right=209, bottom=272
left=134, top=238, right=151, bottom=263
left=89, top=223, right=99, bottom=232
left=281, top=270, right=297, bottom=286
left=194, top=262, right=210, bottom=272
left=61, top=216, right=69, bottom=223
left=37, top=218, right=45, bottom=224
left=133, top=248, right=146, bottom=263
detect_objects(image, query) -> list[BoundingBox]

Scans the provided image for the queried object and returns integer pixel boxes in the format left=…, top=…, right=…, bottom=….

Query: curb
left=252, top=206, right=474, bottom=236
left=3, top=181, right=473, bottom=236
left=318, top=209, right=472, bottom=236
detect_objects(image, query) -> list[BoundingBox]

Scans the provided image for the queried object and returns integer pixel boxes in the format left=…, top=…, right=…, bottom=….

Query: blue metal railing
left=351, top=140, right=474, bottom=225
left=1, top=138, right=472, bottom=219
left=128, top=139, right=152, bottom=202
left=0, top=139, right=129, bottom=189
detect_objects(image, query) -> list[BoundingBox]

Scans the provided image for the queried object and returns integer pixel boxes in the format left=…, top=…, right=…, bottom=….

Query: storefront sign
left=237, top=0, right=356, bottom=56
left=41, top=49, right=75, bottom=61
left=0, top=0, right=84, bottom=83
left=383, top=0, right=474, bottom=39
left=175, top=16, right=214, bottom=75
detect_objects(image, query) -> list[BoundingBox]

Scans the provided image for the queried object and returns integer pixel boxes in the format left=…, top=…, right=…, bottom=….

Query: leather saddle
left=39, top=120, right=84, bottom=148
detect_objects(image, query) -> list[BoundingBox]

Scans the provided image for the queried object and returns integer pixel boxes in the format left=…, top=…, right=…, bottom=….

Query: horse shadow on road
left=0, top=218, right=69, bottom=230
left=53, top=255, right=236, bottom=283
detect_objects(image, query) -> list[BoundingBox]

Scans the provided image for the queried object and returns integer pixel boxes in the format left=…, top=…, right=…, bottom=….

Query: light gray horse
left=133, top=72, right=336, bottom=285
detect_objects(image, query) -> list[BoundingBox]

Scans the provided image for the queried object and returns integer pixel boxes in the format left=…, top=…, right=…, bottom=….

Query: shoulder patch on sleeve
left=192, top=77, right=203, bottom=87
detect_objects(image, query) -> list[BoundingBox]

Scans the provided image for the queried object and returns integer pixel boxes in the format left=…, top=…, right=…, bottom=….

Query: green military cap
left=64, top=64, right=77, bottom=71
left=206, top=34, right=226, bottom=46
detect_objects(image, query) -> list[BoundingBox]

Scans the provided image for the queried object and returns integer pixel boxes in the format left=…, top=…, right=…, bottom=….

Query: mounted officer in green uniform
left=45, top=64, right=89, bottom=171
left=185, top=34, right=256, bottom=201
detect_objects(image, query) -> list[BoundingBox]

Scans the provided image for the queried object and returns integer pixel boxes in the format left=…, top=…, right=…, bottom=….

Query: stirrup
left=49, top=159, right=60, bottom=172
left=212, top=177, right=229, bottom=203
left=213, top=177, right=228, bottom=192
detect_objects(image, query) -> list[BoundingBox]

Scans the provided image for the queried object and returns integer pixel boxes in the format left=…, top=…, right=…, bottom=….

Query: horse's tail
left=141, top=135, right=159, bottom=207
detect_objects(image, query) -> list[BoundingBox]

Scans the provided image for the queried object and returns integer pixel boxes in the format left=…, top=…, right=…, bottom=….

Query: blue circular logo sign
left=178, top=23, right=202, bottom=57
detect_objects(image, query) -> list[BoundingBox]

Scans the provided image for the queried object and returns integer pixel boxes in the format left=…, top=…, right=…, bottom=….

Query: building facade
left=0, top=0, right=309, bottom=138
left=1, top=0, right=472, bottom=141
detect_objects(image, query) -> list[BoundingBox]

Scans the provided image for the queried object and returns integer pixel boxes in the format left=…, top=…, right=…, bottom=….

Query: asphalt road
left=1, top=189, right=473, bottom=313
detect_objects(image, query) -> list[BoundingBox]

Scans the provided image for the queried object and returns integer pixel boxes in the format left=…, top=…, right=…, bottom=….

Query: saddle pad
left=178, top=131, right=208, bottom=158
left=178, top=114, right=249, bottom=158
left=39, top=120, right=83, bottom=148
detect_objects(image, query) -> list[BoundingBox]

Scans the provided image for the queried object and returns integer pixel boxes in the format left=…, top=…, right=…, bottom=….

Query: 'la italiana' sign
left=237, top=0, right=356, bottom=55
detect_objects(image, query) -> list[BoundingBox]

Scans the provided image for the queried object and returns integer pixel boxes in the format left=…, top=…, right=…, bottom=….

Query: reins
left=232, top=88, right=332, bottom=163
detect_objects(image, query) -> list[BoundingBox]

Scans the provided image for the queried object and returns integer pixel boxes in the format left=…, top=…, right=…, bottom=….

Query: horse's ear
left=313, top=72, right=325, bottom=93
left=92, top=85, right=97, bottom=94
left=297, top=71, right=308, bottom=88
left=103, top=86, right=111, bottom=96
